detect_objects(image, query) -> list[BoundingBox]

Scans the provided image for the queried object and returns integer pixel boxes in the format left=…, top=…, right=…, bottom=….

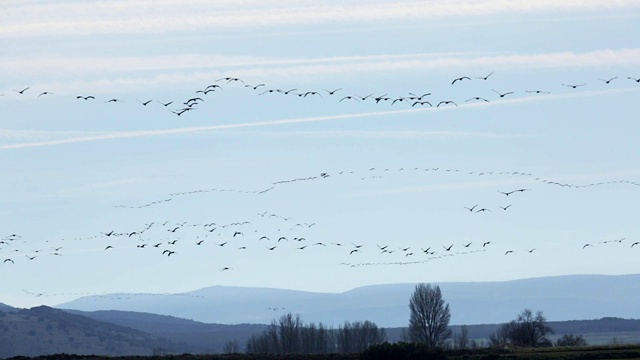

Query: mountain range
left=55, top=274, right=640, bottom=327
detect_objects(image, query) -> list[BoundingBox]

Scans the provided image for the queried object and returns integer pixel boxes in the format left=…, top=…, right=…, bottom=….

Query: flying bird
left=627, top=77, right=640, bottom=83
left=437, top=100, right=457, bottom=107
left=476, top=72, right=494, bottom=80
left=38, top=91, right=53, bottom=97
left=465, top=97, right=489, bottom=103
left=325, top=88, right=342, bottom=95
left=77, top=95, right=95, bottom=100
left=137, top=99, right=153, bottom=106
left=451, top=76, right=471, bottom=85
left=443, top=244, right=453, bottom=251
left=492, top=89, right=514, bottom=98
left=14, top=87, right=29, bottom=94
left=464, top=205, right=478, bottom=212
left=498, top=205, right=512, bottom=211
left=505, top=250, right=515, bottom=255
left=599, top=77, right=618, bottom=84
left=562, top=83, right=586, bottom=89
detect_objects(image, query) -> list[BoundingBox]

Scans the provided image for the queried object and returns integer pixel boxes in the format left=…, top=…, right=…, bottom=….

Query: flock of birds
left=2, top=73, right=638, bottom=303
left=2, top=163, right=638, bottom=275
left=2, top=73, right=640, bottom=119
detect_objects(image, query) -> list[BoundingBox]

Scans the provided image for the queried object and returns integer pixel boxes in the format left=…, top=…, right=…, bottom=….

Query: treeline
left=244, top=313, right=386, bottom=354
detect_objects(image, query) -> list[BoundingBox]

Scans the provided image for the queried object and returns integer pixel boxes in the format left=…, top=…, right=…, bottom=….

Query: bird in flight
left=137, top=99, right=153, bottom=106
left=14, top=87, right=29, bottom=94
left=599, top=77, right=618, bottom=84
left=482, top=241, right=491, bottom=247
left=464, top=242, right=472, bottom=248
left=3, top=259, right=14, bottom=264
left=583, top=244, right=592, bottom=249
left=437, top=100, right=457, bottom=107
left=626, top=77, right=640, bottom=83
left=466, top=97, right=489, bottom=103
left=105, top=98, right=121, bottom=103
left=339, top=95, right=360, bottom=102
left=498, top=205, right=512, bottom=211
left=631, top=242, right=639, bottom=248
left=476, top=72, right=494, bottom=80
left=526, top=90, right=550, bottom=94
left=38, top=91, right=53, bottom=97
left=325, top=88, right=342, bottom=95
left=492, top=89, right=514, bottom=98
left=77, top=95, right=95, bottom=100
left=505, top=250, right=515, bottom=255
left=443, top=244, right=453, bottom=251
left=562, top=83, right=586, bottom=89
left=451, top=76, right=471, bottom=85
left=105, top=246, right=114, bottom=250
left=464, top=205, right=478, bottom=212
left=412, top=101, right=432, bottom=107
left=528, top=248, right=536, bottom=253
left=476, top=208, right=491, bottom=213
left=245, top=84, right=265, bottom=90
left=158, top=101, right=173, bottom=107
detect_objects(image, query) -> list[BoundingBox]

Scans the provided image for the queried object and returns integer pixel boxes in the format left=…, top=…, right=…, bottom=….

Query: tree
left=408, top=283, right=452, bottom=348
left=223, top=339, right=241, bottom=353
left=489, top=309, right=554, bottom=347
left=555, top=334, right=588, bottom=347
left=453, top=325, right=469, bottom=349
left=336, top=320, right=387, bottom=352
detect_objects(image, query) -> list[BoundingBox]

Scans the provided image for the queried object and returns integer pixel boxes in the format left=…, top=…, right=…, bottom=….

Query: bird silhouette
left=451, top=77, right=471, bottom=85
left=14, top=87, right=29, bottom=94
left=505, top=250, right=515, bottom=255
left=599, top=77, right=618, bottom=84
left=325, top=88, right=342, bottom=95
left=562, top=83, right=586, bottom=89
left=37, top=91, right=53, bottom=97
left=137, top=99, right=153, bottom=106
left=3, top=259, right=14, bottom=264
left=437, top=100, right=457, bottom=107
left=626, top=77, right=640, bottom=83
left=482, top=241, right=491, bottom=247
left=492, top=89, right=514, bottom=98
left=77, top=95, right=95, bottom=100
left=412, top=101, right=432, bottom=107
left=466, top=97, right=489, bottom=103
left=443, top=244, right=453, bottom=251
left=464, top=205, right=478, bottom=212
left=498, top=205, right=512, bottom=211
left=476, top=72, right=494, bottom=80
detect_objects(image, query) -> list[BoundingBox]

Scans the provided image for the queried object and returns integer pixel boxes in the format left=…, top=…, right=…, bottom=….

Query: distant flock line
left=2, top=74, right=640, bottom=118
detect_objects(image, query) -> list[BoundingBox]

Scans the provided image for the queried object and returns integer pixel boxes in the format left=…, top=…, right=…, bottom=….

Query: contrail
left=1, top=87, right=637, bottom=150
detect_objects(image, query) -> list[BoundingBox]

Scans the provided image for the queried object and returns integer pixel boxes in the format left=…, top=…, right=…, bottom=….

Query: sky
left=1, top=0, right=639, bottom=309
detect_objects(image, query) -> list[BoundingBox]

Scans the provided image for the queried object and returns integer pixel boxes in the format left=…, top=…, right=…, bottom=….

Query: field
left=6, top=345, right=640, bottom=360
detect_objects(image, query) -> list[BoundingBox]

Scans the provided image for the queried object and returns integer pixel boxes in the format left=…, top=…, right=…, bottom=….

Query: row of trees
left=236, top=283, right=588, bottom=354
left=244, top=313, right=387, bottom=354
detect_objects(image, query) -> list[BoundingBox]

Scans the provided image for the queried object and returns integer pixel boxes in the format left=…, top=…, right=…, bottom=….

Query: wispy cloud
left=254, top=130, right=534, bottom=140
left=1, top=87, right=636, bottom=150
left=2, top=0, right=638, bottom=37
left=3, top=49, right=639, bottom=95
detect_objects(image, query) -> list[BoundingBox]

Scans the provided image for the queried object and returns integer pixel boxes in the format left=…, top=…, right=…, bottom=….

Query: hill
left=0, top=306, right=180, bottom=358
left=57, top=274, right=640, bottom=327
left=66, top=309, right=269, bottom=353
left=0, top=302, right=16, bottom=313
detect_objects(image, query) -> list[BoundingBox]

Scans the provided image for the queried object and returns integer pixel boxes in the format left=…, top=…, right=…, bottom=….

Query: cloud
left=1, top=87, right=636, bottom=151
left=2, top=0, right=638, bottom=37
left=254, top=130, right=534, bottom=140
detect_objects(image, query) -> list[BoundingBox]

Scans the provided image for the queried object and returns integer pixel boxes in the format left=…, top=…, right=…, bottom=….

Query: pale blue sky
left=1, top=0, right=639, bottom=309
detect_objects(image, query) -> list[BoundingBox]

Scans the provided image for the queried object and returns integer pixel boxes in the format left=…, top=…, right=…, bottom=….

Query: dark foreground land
left=6, top=344, right=640, bottom=360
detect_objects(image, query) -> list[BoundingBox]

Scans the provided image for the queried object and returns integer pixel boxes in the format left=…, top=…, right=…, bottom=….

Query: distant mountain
left=66, top=309, right=268, bottom=353
left=57, top=274, right=640, bottom=327
left=0, top=305, right=180, bottom=358
left=0, top=302, right=17, bottom=312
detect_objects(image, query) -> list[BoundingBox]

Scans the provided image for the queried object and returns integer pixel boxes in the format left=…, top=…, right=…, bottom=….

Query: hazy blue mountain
left=66, top=309, right=269, bottom=353
left=0, top=302, right=17, bottom=312
left=0, top=305, right=182, bottom=358
left=57, top=274, right=640, bottom=327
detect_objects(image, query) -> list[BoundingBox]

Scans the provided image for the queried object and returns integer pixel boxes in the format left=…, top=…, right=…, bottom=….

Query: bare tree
left=453, top=325, right=469, bottom=349
left=489, top=309, right=554, bottom=347
left=408, top=283, right=452, bottom=348
left=336, top=320, right=386, bottom=353
left=223, top=339, right=241, bottom=354
left=555, top=334, right=588, bottom=347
